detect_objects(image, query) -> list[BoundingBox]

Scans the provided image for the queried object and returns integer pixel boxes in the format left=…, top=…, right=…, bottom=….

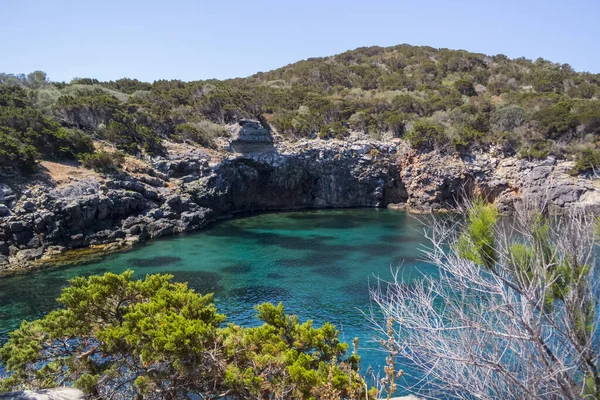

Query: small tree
left=1, top=271, right=370, bottom=399
left=454, top=78, right=476, bottom=97
left=405, top=119, right=447, bottom=151
left=370, top=199, right=600, bottom=399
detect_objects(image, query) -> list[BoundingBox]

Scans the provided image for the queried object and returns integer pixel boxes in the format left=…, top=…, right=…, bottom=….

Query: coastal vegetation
left=0, top=271, right=371, bottom=399
left=1, top=44, right=600, bottom=173
left=1, top=44, right=600, bottom=399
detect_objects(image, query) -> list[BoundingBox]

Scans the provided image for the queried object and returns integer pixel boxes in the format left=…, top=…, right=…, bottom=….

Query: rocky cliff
left=1, top=123, right=599, bottom=273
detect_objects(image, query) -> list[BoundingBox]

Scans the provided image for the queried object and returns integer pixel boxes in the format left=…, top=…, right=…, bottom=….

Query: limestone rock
left=0, top=388, right=86, bottom=400
left=229, top=119, right=274, bottom=153
left=2, top=137, right=600, bottom=273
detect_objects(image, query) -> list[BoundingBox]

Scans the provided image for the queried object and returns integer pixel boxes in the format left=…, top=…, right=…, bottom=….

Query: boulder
left=147, top=219, right=175, bottom=237
left=229, top=119, right=274, bottom=153
left=22, top=201, right=36, bottom=213
left=15, top=247, right=44, bottom=262
left=0, top=204, right=10, bottom=217
left=0, top=183, right=15, bottom=204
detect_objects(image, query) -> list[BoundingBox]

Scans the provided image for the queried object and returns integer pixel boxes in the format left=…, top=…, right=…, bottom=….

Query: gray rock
left=137, top=175, right=165, bottom=187
left=0, top=204, right=10, bottom=217
left=122, top=216, right=143, bottom=229
left=0, top=183, right=15, bottom=203
left=0, top=388, right=86, bottom=400
left=230, top=119, right=274, bottom=153
left=181, top=174, right=199, bottom=183
left=9, top=221, right=25, bottom=233
left=15, top=247, right=44, bottom=262
left=147, top=208, right=163, bottom=219
left=147, top=219, right=174, bottom=237
left=22, top=201, right=36, bottom=213
left=52, top=180, right=98, bottom=199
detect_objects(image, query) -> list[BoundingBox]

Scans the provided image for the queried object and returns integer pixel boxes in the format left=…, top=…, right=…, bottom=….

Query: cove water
left=0, top=208, right=438, bottom=391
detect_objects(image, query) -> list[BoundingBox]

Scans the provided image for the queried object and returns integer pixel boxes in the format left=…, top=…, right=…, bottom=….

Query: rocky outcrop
left=0, top=172, right=212, bottom=272
left=397, top=149, right=600, bottom=214
left=228, top=119, right=275, bottom=153
left=1, top=131, right=600, bottom=273
left=192, top=140, right=406, bottom=213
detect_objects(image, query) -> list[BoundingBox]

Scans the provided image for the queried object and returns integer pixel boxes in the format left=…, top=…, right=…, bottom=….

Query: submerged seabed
left=0, top=208, right=438, bottom=392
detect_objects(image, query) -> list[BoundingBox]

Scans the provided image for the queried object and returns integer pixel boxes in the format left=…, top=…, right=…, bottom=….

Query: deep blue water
left=0, top=208, right=437, bottom=391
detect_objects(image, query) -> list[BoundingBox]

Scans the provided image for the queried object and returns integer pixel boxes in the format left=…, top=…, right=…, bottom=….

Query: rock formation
left=1, top=122, right=599, bottom=273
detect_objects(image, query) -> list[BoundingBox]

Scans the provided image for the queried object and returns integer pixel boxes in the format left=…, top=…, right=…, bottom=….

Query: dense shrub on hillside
left=52, top=88, right=164, bottom=155
left=572, top=147, right=600, bottom=173
left=0, top=127, right=39, bottom=170
left=575, top=100, right=600, bottom=135
left=0, top=271, right=371, bottom=399
left=405, top=119, right=447, bottom=151
left=102, top=78, right=152, bottom=94
left=80, top=150, right=125, bottom=172
left=531, top=101, right=579, bottom=139
left=453, top=78, right=476, bottom=96
left=0, top=71, right=49, bottom=89
left=518, top=139, right=554, bottom=160
left=0, top=85, right=94, bottom=169
left=490, top=106, right=527, bottom=133
left=52, top=88, right=122, bottom=130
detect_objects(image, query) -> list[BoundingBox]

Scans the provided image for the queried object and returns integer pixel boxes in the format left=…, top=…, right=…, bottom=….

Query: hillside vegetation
left=2, top=44, right=600, bottom=173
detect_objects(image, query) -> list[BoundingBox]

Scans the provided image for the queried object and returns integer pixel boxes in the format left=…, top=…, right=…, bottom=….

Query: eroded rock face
left=1, top=134, right=600, bottom=272
left=192, top=140, right=406, bottom=212
left=397, top=149, right=600, bottom=214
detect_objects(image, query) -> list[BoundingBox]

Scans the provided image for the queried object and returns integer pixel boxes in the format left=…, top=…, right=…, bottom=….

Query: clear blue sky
left=2, top=0, right=598, bottom=82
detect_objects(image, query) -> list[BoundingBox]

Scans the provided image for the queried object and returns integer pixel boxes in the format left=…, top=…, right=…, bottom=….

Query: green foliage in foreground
left=0, top=271, right=370, bottom=400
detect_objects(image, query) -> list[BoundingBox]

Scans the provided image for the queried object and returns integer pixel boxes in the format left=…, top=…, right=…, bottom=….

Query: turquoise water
left=0, top=208, right=437, bottom=389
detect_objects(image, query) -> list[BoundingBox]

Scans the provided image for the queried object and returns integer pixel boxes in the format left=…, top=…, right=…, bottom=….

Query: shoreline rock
left=1, top=137, right=599, bottom=274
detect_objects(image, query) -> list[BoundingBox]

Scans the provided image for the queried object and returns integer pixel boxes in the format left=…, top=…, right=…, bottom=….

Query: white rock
left=0, top=388, right=86, bottom=400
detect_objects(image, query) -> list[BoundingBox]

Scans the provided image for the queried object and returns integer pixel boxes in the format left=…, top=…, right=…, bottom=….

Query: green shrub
left=454, top=78, right=476, bottom=96
left=384, top=112, right=407, bottom=137
left=490, top=106, right=527, bottom=133
left=53, top=88, right=122, bottom=130
left=518, top=140, right=553, bottom=160
left=572, top=148, right=600, bottom=173
left=0, top=271, right=370, bottom=399
left=453, top=125, right=485, bottom=151
left=80, top=150, right=125, bottom=172
left=574, top=100, right=600, bottom=135
left=0, top=127, right=40, bottom=171
left=0, top=85, right=94, bottom=166
left=532, top=101, right=578, bottom=139
left=405, top=119, right=447, bottom=151
left=566, top=82, right=597, bottom=99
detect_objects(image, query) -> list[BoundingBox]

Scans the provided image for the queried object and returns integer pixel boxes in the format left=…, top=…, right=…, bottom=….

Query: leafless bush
left=369, top=198, right=600, bottom=399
